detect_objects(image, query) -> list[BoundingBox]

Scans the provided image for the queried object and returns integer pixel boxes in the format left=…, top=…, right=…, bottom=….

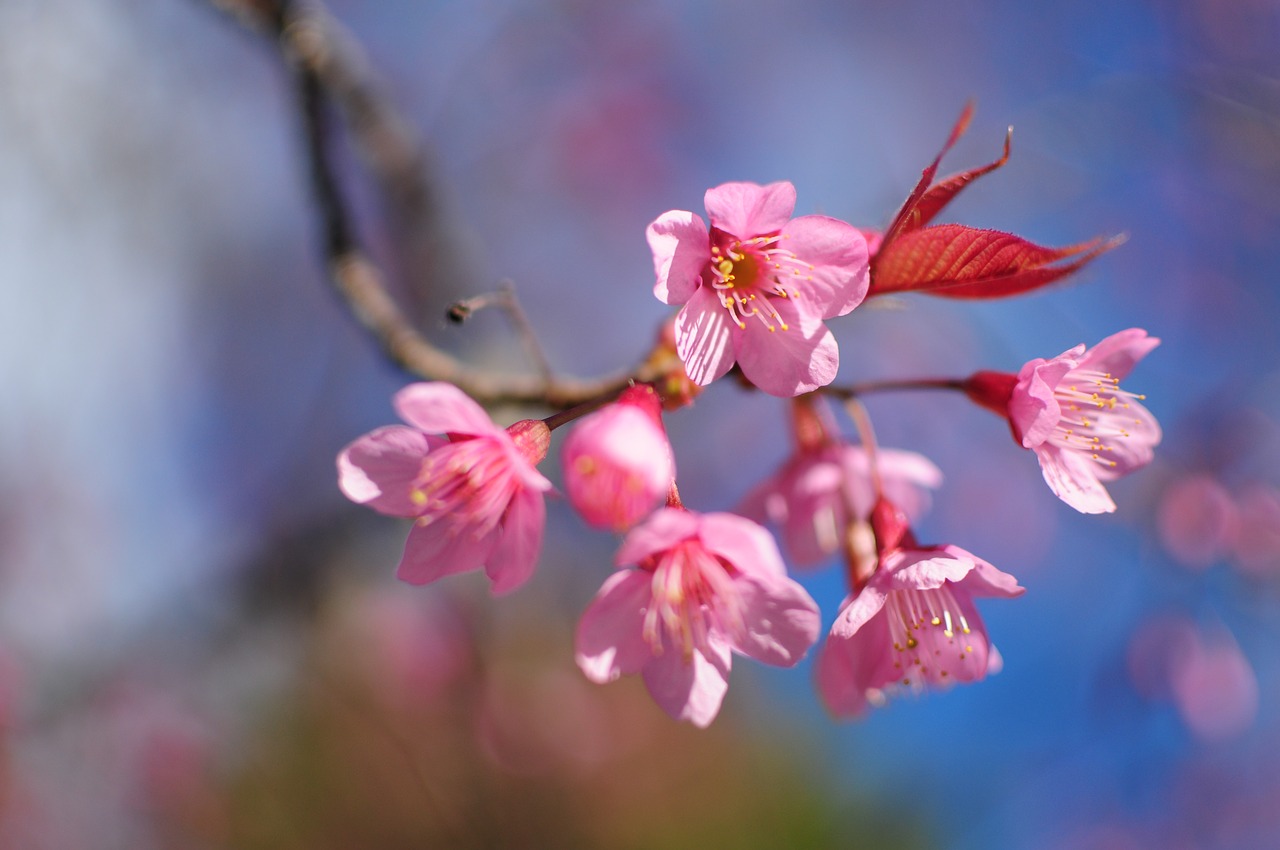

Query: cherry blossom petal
left=779, top=496, right=841, bottom=567
left=394, top=382, right=501, bottom=438
left=878, top=449, right=944, bottom=501
left=1092, top=399, right=1161, bottom=478
left=485, top=486, right=545, bottom=595
left=673, top=286, right=738, bottom=387
left=614, top=507, right=700, bottom=567
left=885, top=550, right=977, bottom=591
left=732, top=303, right=838, bottom=397
left=641, top=632, right=732, bottom=728
left=575, top=570, right=656, bottom=682
left=1010, top=358, right=1073, bottom=447
left=337, top=426, right=438, bottom=516
left=647, top=211, right=710, bottom=305
left=1077, top=328, right=1160, bottom=381
left=830, top=582, right=890, bottom=639
left=697, top=512, right=788, bottom=579
left=780, top=215, right=870, bottom=318
left=704, top=181, right=796, bottom=237
left=739, top=466, right=844, bottom=568
left=1034, top=445, right=1116, bottom=514
left=952, top=552, right=1026, bottom=598
left=396, top=520, right=496, bottom=586
left=729, top=574, right=821, bottom=666
left=817, top=604, right=893, bottom=717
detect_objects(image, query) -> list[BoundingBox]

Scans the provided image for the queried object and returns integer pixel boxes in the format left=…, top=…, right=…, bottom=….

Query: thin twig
left=448, top=282, right=554, bottom=386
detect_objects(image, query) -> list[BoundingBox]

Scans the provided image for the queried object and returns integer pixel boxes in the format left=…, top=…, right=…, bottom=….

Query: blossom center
left=409, top=437, right=517, bottom=537
left=1051, top=368, right=1148, bottom=469
left=708, top=234, right=815, bottom=333
left=884, top=583, right=976, bottom=688
left=642, top=540, right=742, bottom=660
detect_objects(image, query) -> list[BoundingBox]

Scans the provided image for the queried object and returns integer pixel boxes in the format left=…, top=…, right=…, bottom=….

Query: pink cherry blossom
left=817, top=541, right=1023, bottom=718
left=576, top=508, right=821, bottom=727
left=742, top=445, right=941, bottom=568
left=967, top=329, right=1161, bottom=514
left=337, top=382, right=552, bottom=594
left=740, top=396, right=940, bottom=567
left=562, top=385, right=674, bottom=532
left=646, top=181, right=870, bottom=396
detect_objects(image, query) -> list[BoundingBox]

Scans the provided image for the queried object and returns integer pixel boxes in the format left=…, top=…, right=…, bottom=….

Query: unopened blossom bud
left=562, top=385, right=674, bottom=532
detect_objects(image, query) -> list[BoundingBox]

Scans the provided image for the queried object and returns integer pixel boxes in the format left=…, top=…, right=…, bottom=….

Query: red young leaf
left=878, top=101, right=974, bottom=251
left=870, top=224, right=1124, bottom=299
left=909, top=126, right=1011, bottom=231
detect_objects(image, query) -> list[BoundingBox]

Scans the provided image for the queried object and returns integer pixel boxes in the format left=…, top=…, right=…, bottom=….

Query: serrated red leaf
left=870, top=224, right=1124, bottom=298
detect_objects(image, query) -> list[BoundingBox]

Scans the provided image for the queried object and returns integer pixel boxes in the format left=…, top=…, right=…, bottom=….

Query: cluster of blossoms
left=338, top=110, right=1162, bottom=726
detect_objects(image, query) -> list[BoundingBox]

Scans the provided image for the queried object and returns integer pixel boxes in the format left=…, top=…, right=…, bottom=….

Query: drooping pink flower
left=965, top=328, right=1161, bottom=514
left=646, top=181, right=869, bottom=396
left=740, top=397, right=941, bottom=567
left=816, top=499, right=1023, bottom=718
left=576, top=508, right=821, bottom=727
left=562, top=385, right=674, bottom=532
left=338, top=382, right=552, bottom=594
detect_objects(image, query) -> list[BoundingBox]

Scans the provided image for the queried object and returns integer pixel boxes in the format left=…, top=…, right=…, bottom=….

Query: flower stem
left=541, top=389, right=623, bottom=431
left=823, top=377, right=967, bottom=398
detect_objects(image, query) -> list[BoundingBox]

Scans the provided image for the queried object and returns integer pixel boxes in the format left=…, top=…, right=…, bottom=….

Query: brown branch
left=208, top=0, right=661, bottom=409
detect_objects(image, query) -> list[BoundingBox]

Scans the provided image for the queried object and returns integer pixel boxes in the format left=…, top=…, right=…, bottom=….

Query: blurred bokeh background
left=1, top=0, right=1278, bottom=847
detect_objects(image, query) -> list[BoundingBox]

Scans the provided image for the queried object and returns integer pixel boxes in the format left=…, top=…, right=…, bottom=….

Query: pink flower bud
left=562, top=386, right=674, bottom=532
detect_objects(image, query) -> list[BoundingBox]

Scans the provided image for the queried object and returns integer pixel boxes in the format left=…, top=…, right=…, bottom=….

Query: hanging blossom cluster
left=337, top=107, right=1161, bottom=726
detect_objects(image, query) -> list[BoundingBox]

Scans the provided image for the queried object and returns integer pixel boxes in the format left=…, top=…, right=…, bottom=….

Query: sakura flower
left=576, top=508, right=821, bottom=727
left=740, top=397, right=941, bottom=567
left=562, top=385, right=674, bottom=532
left=647, top=181, right=869, bottom=396
left=817, top=542, right=1023, bottom=717
left=744, top=445, right=941, bottom=567
left=965, top=328, right=1161, bottom=514
left=338, top=382, right=552, bottom=594
left=816, top=498, right=1023, bottom=717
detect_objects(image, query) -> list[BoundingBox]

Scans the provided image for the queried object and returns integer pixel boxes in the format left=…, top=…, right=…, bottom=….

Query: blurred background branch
left=206, top=0, right=657, bottom=408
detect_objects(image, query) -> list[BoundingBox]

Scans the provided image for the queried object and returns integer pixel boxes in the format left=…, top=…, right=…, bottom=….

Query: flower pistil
left=708, top=234, right=818, bottom=332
